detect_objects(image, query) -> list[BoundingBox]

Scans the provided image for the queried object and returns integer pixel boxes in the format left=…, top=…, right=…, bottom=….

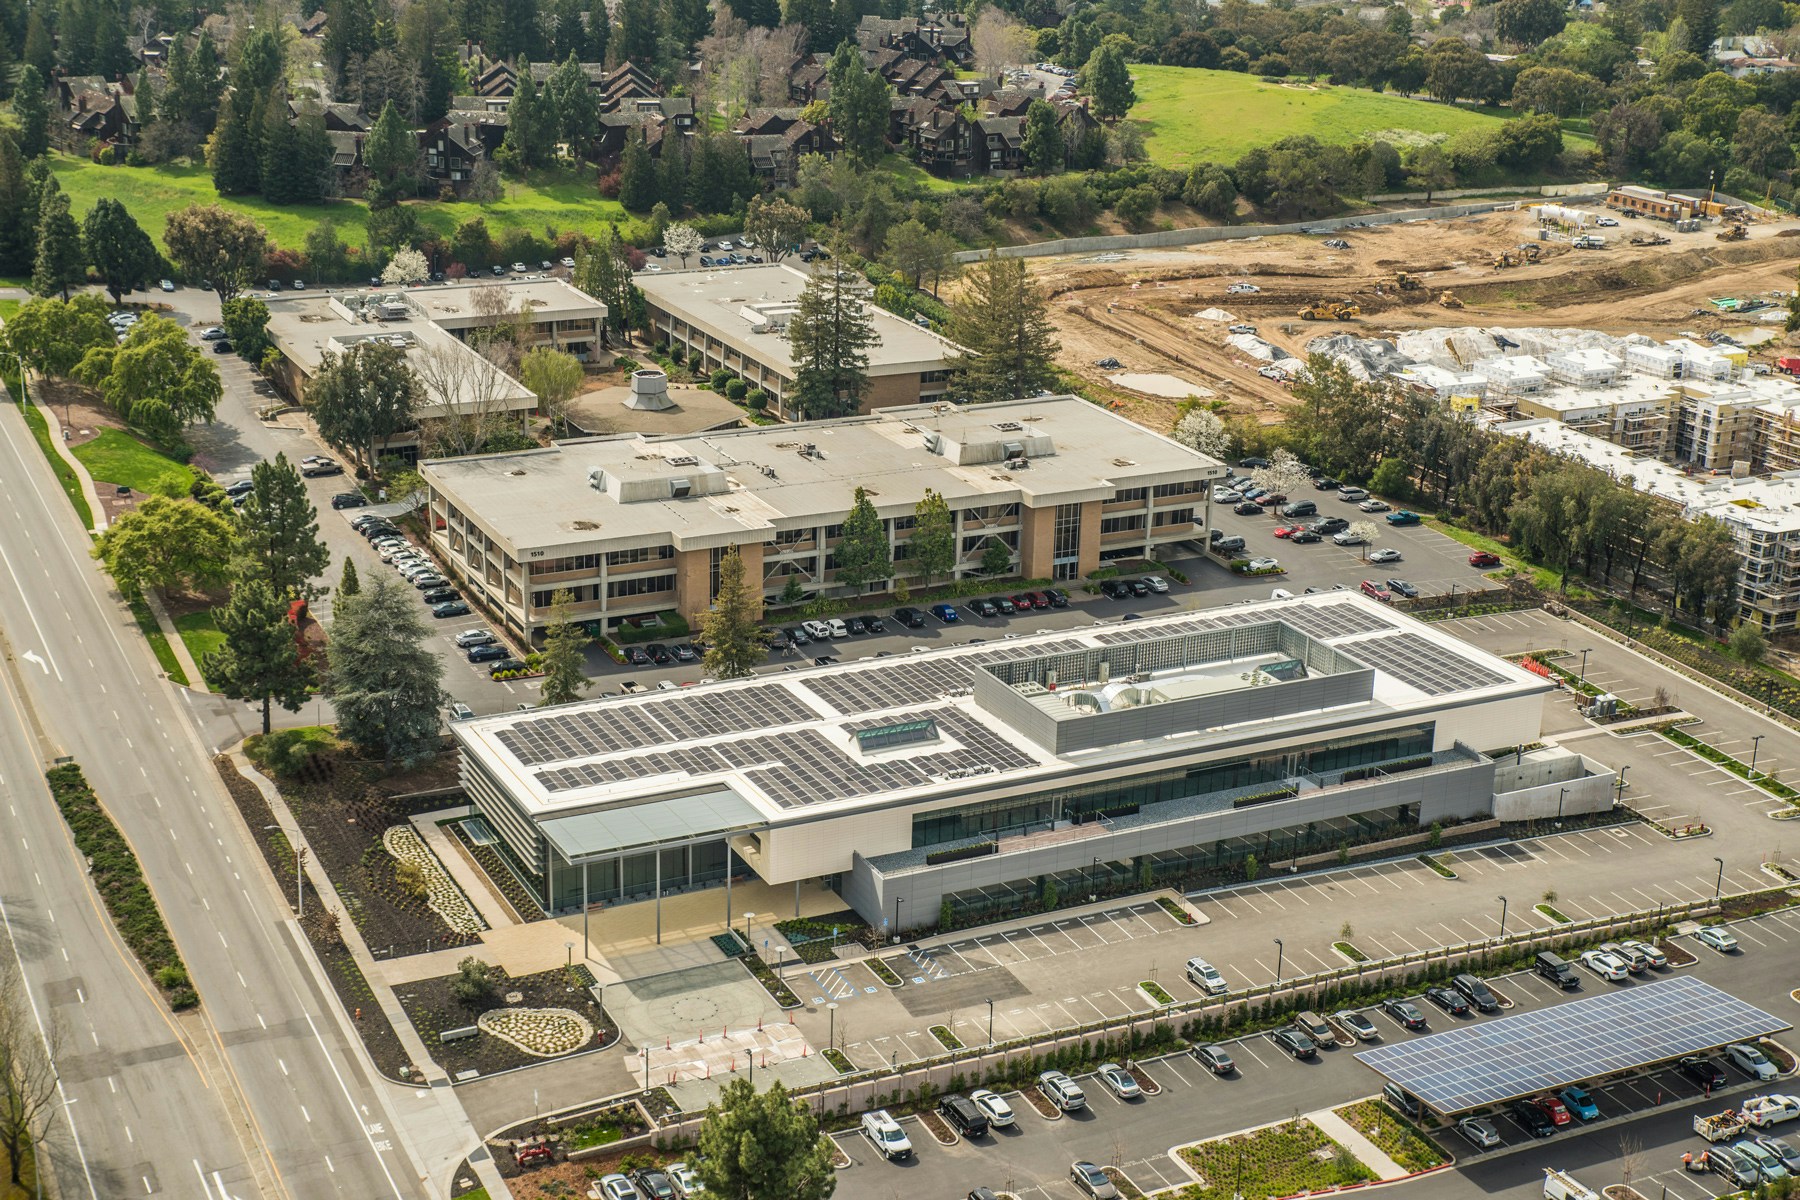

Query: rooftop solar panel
left=1354, top=976, right=1790, bottom=1115
left=1339, top=631, right=1506, bottom=696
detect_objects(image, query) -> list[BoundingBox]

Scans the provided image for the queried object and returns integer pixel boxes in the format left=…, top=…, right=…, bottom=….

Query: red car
left=1359, top=580, right=1392, bottom=602
left=1469, top=551, right=1502, bottom=568
left=1533, top=1094, right=1572, bottom=1127
left=1273, top=525, right=1301, bottom=539
left=1255, top=493, right=1286, bottom=506
left=1010, top=593, right=1037, bottom=611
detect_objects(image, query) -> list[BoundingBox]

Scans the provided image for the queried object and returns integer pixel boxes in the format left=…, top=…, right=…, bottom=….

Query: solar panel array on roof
left=494, top=684, right=818, bottom=765
left=1340, top=631, right=1506, bottom=696
left=1091, top=602, right=1391, bottom=647
left=1354, top=976, right=1790, bottom=1115
left=801, top=640, right=1087, bottom=716
left=532, top=706, right=1036, bottom=808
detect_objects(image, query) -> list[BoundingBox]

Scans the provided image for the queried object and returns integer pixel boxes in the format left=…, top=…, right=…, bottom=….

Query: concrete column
left=655, top=849, right=662, bottom=945
left=582, top=860, right=590, bottom=960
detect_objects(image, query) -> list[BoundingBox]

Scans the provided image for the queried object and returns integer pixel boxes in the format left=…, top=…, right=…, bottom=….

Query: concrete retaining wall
left=1365, top=182, right=1609, bottom=203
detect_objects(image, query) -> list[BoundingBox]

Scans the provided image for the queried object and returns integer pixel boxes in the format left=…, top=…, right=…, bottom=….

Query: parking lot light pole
left=1750, top=734, right=1765, bottom=779
left=1578, top=648, right=1592, bottom=691
left=1557, top=787, right=1567, bottom=827
left=894, top=897, right=904, bottom=941
left=1713, top=857, right=1725, bottom=902
left=742, top=912, right=755, bottom=955
left=1615, top=765, right=1629, bottom=806
left=1497, top=895, right=1508, bottom=940
left=1273, top=938, right=1284, bottom=983
left=986, top=998, right=995, bottom=1047
left=827, top=1002, right=837, bottom=1049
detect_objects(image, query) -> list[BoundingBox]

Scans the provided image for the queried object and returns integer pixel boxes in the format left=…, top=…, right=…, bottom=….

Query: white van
left=1271, top=588, right=1294, bottom=600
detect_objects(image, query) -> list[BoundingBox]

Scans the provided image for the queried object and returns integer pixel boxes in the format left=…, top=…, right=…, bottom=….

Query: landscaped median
left=44, top=763, right=197, bottom=1009
left=1659, top=725, right=1800, bottom=806
left=1172, top=1117, right=1377, bottom=1199
left=1331, top=1099, right=1451, bottom=1173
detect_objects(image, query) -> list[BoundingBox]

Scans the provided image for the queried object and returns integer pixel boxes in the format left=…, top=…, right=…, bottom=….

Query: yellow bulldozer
left=1392, top=271, right=1423, bottom=291
left=1717, top=224, right=1749, bottom=242
left=1492, top=251, right=1519, bottom=269
left=1438, top=291, right=1465, bottom=309
left=1298, top=300, right=1362, bottom=320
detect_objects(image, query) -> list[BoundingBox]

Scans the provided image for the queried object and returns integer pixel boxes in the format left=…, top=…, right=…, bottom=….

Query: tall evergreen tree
left=20, top=7, right=51, bottom=80
left=493, top=0, right=543, bottom=59
left=363, top=99, right=421, bottom=202
left=57, top=0, right=97, bottom=73
left=210, top=94, right=262, bottom=194
left=12, top=65, right=48, bottom=160
left=205, top=578, right=315, bottom=735
left=741, top=0, right=781, bottom=29
left=826, top=44, right=890, bottom=164
left=546, top=53, right=599, bottom=149
left=694, top=1078, right=836, bottom=1200
left=617, top=133, right=658, bottom=211
left=0, top=132, right=34, bottom=276
left=834, top=486, right=890, bottom=589
left=232, top=454, right=332, bottom=600
left=133, top=69, right=157, bottom=136
left=944, top=254, right=1058, bottom=405
left=572, top=226, right=645, bottom=340
left=700, top=547, right=767, bottom=679
left=89, top=0, right=130, bottom=77
left=668, top=0, right=711, bottom=48
left=339, top=556, right=361, bottom=597
left=31, top=190, right=85, bottom=300
left=1676, top=0, right=1720, bottom=52
left=1021, top=100, right=1064, bottom=175
left=498, top=73, right=552, bottom=170
left=324, top=0, right=382, bottom=86
left=82, top=198, right=158, bottom=303
left=786, top=263, right=876, bottom=419
left=293, top=110, right=337, bottom=203
left=259, top=88, right=302, bottom=202
left=549, top=0, right=588, bottom=59
left=657, top=139, right=688, bottom=212
left=910, top=488, right=955, bottom=584
left=587, top=0, right=611, bottom=60
left=537, top=590, right=591, bottom=707
left=326, top=577, right=448, bottom=770
left=616, top=0, right=660, bottom=63
left=235, top=27, right=285, bottom=98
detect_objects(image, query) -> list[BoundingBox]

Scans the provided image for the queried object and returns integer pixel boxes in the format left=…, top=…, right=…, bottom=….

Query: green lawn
left=877, top=157, right=983, bottom=195
left=48, top=155, right=630, bottom=254
left=173, top=609, right=224, bottom=681
left=126, top=588, right=189, bottom=686
left=71, top=429, right=194, bottom=497
left=0, top=298, right=20, bottom=321
left=1129, top=67, right=1517, bottom=167
left=16, top=401, right=94, bottom=528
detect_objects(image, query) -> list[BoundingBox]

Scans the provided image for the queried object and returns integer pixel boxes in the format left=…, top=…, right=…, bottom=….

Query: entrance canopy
left=541, top=788, right=766, bottom=863
left=1355, top=976, right=1790, bottom=1116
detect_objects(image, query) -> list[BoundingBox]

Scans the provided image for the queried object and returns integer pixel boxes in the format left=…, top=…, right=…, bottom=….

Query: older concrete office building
left=451, top=596, right=1571, bottom=931
left=420, top=395, right=1225, bottom=642
left=634, top=263, right=961, bottom=419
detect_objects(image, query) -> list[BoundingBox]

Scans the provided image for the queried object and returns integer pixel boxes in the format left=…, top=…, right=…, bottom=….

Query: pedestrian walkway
left=1307, top=1107, right=1410, bottom=1180
left=410, top=807, right=520, bottom=928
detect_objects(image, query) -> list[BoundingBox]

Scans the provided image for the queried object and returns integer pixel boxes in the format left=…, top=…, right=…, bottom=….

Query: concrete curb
left=140, top=586, right=209, bottom=692
left=31, top=391, right=109, bottom=532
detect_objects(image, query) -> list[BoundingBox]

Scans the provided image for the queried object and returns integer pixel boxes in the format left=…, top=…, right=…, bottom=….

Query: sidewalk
left=32, top=389, right=107, bottom=532
left=141, top=587, right=208, bottom=691
left=410, top=807, right=520, bottom=928
left=228, top=747, right=514, bottom=1200
left=1307, top=1107, right=1409, bottom=1180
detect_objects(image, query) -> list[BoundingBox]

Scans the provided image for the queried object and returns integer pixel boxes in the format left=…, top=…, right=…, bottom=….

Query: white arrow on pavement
left=21, top=650, right=46, bottom=673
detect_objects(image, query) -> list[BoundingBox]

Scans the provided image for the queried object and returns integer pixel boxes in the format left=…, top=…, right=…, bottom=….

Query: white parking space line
left=1279, top=880, right=1311, bottom=905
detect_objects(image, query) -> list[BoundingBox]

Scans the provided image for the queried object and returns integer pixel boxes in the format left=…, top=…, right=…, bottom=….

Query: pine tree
left=588, top=0, right=612, bottom=60
left=324, top=0, right=381, bottom=86
left=616, top=0, right=660, bottom=64
left=232, top=454, right=332, bottom=600
left=205, top=578, right=315, bottom=735
left=12, top=64, right=48, bottom=160
left=259, top=88, right=301, bottom=202
left=90, top=0, right=129, bottom=77
left=834, top=486, right=890, bottom=590
left=910, top=488, right=955, bottom=584
left=339, top=555, right=361, bottom=597
left=700, top=547, right=767, bottom=679
left=826, top=44, right=891, bottom=164
left=31, top=189, right=84, bottom=300
left=785, top=264, right=876, bottom=419
left=1083, top=41, right=1136, bottom=121
left=546, top=54, right=599, bottom=150
left=21, top=7, right=51, bottom=81
left=133, top=70, right=157, bottom=137
left=537, top=590, right=591, bottom=706
left=210, top=97, right=262, bottom=195
left=694, top=1078, right=835, bottom=1200
left=741, top=0, right=780, bottom=29
left=1021, top=100, right=1064, bottom=175
left=82, top=198, right=158, bottom=303
left=944, top=254, right=1059, bottom=405
left=669, top=0, right=711, bottom=48
left=499, top=73, right=549, bottom=171
left=657, top=139, right=688, bottom=211
left=0, top=132, right=34, bottom=276
left=363, top=100, right=420, bottom=202
left=293, top=110, right=336, bottom=203
left=617, top=133, right=658, bottom=211
left=326, top=577, right=448, bottom=771
left=550, top=0, right=588, bottom=58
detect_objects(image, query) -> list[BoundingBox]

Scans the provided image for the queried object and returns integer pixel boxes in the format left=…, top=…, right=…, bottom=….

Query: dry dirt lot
left=1031, top=209, right=1800, bottom=435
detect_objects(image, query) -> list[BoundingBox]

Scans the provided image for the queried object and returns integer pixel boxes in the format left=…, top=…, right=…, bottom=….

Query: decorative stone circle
left=477, top=1007, right=594, bottom=1057
left=382, top=826, right=486, bottom=935
left=505, top=991, right=524, bottom=1004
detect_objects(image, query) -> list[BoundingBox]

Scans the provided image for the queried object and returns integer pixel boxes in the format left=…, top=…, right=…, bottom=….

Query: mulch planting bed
left=920, top=1110, right=957, bottom=1145
left=1659, top=938, right=1698, bottom=967
left=1022, top=1087, right=1061, bottom=1119
left=448, top=818, right=544, bottom=921
left=254, top=748, right=481, bottom=959
left=396, top=964, right=617, bottom=1079
left=213, top=754, right=418, bottom=1081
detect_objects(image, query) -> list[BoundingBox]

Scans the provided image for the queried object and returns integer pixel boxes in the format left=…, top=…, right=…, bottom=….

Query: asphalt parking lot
left=831, top=910, right=1800, bottom=1200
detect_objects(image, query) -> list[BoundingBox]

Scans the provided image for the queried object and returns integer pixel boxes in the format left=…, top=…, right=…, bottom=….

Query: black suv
left=938, top=1093, right=989, bottom=1138
left=1271, top=1029, right=1317, bottom=1059
left=631, top=1168, right=678, bottom=1200
left=644, top=642, right=671, bottom=664
left=893, top=607, right=927, bottom=628
left=1679, top=1056, right=1727, bottom=1088
left=864, top=615, right=886, bottom=633
left=1452, top=973, right=1500, bottom=1013
left=969, top=598, right=999, bottom=617
left=1043, top=588, right=1069, bottom=607
left=1101, top=579, right=1131, bottom=599
left=1508, top=1099, right=1555, bottom=1138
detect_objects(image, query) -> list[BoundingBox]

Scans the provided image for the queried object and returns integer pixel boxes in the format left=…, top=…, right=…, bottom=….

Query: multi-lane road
left=0, top=389, right=436, bottom=1197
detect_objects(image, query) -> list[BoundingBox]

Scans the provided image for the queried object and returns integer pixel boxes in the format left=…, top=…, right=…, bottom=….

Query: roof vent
left=587, top=467, right=606, bottom=490
left=993, top=421, right=1024, bottom=432
left=666, top=455, right=700, bottom=467
left=670, top=478, right=692, bottom=498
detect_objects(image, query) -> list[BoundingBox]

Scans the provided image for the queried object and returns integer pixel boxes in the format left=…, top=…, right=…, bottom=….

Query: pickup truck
left=1742, top=1095, right=1800, bottom=1127
left=1694, top=1109, right=1746, bottom=1142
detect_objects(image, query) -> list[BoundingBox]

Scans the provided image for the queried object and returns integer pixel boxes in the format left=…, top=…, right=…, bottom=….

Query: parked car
left=1043, top=588, right=1069, bottom=607
left=1508, top=1099, right=1555, bottom=1138
left=1141, top=576, right=1170, bottom=594
left=1706, top=1145, right=1760, bottom=1187
left=1560, top=1085, right=1600, bottom=1121
left=860, top=1110, right=912, bottom=1160
left=1381, top=998, right=1427, bottom=1030
left=1360, top=580, right=1392, bottom=602
left=467, top=644, right=509, bottom=663
left=1386, top=578, right=1419, bottom=599
left=644, top=643, right=672, bottom=664
left=1728, top=1043, right=1780, bottom=1081
left=1680, top=1056, right=1729, bottom=1089
left=159, top=278, right=176, bottom=292
left=632, top=1169, right=678, bottom=1200
left=1331, top=530, right=1366, bottom=547
left=1386, top=510, right=1422, bottom=526
left=1334, top=1010, right=1379, bottom=1041
left=1698, top=926, right=1740, bottom=952
left=1458, top=1116, right=1501, bottom=1148
left=893, top=606, right=927, bottom=628
left=968, top=598, right=999, bottom=618
left=1619, top=939, right=1668, bottom=968
left=1382, top=1082, right=1423, bottom=1118
left=1290, top=530, right=1322, bottom=544
left=432, top=601, right=471, bottom=618
left=1233, top=501, right=1263, bottom=516
left=1039, top=1070, right=1086, bottom=1111
left=666, top=1161, right=704, bottom=1197
left=1338, top=486, right=1369, bottom=501
left=1368, top=548, right=1403, bottom=564
left=1189, top=1044, right=1235, bottom=1074
left=1580, top=950, right=1629, bottom=982
left=1469, top=551, right=1502, bottom=568
left=455, top=629, right=497, bottom=648
left=990, top=596, right=1016, bottom=615
left=1212, top=535, right=1246, bottom=554
left=1271, top=1028, right=1317, bottom=1059
left=1423, top=986, right=1470, bottom=1016
left=1096, top=1063, right=1141, bottom=1100
left=1312, top=517, right=1349, bottom=534
left=969, top=1088, right=1015, bottom=1128
left=1068, top=1161, right=1118, bottom=1200
left=487, top=658, right=527, bottom=677
left=1755, top=1134, right=1800, bottom=1173
left=1359, top=498, right=1391, bottom=513
left=1247, top=557, right=1280, bottom=571
left=596, top=1175, right=642, bottom=1200
left=1185, top=957, right=1227, bottom=994
left=1533, top=1094, right=1572, bottom=1127
left=330, top=492, right=367, bottom=509
left=937, top=1093, right=989, bottom=1137
left=1451, top=973, right=1499, bottom=1013
left=672, top=644, right=699, bottom=663
left=1734, top=1140, right=1792, bottom=1184
left=929, top=603, right=960, bottom=623
left=864, top=615, right=886, bottom=633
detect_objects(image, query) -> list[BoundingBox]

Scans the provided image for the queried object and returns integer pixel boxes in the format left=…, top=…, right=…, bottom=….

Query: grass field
left=16, top=401, right=94, bottom=527
left=71, top=429, right=194, bottom=497
left=173, top=609, right=224, bottom=681
left=1129, top=66, right=1511, bottom=167
left=48, top=155, right=631, bottom=254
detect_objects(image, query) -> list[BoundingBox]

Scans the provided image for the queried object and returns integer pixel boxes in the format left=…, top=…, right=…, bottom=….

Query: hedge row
left=45, top=764, right=198, bottom=1009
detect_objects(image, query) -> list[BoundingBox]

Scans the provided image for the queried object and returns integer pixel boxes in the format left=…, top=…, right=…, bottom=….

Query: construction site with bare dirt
left=1035, top=205, right=1800, bottom=435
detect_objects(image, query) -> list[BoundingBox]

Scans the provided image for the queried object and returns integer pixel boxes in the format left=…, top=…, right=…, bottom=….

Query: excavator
left=1492, top=251, right=1520, bottom=269
left=1438, top=291, right=1465, bottom=309
left=1298, top=300, right=1361, bottom=320
left=1717, top=224, right=1749, bottom=242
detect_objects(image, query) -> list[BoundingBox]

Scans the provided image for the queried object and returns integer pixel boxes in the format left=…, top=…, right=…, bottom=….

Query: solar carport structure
left=1355, top=976, right=1791, bottom=1116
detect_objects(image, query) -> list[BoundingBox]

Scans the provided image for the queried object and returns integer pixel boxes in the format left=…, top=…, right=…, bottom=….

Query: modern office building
left=634, top=263, right=963, bottom=419
left=265, top=277, right=608, bottom=461
left=451, top=595, right=1565, bottom=931
left=419, top=395, right=1225, bottom=642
